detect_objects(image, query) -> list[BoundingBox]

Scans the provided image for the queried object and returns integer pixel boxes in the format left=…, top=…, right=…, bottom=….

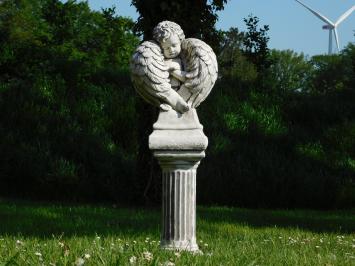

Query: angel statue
left=130, top=21, right=218, bottom=114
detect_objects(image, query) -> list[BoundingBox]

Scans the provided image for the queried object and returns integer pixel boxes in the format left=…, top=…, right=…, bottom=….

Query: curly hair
left=153, top=21, right=185, bottom=43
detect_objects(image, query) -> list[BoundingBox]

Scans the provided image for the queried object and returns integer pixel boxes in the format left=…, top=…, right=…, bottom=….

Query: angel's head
left=153, top=21, right=185, bottom=59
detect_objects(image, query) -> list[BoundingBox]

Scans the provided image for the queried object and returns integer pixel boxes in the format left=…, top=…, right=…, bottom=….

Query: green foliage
left=0, top=0, right=354, bottom=208
left=0, top=0, right=139, bottom=201
left=243, top=15, right=271, bottom=73
left=198, top=45, right=355, bottom=208
left=218, top=16, right=271, bottom=92
left=221, top=92, right=287, bottom=136
left=309, top=55, right=346, bottom=93
left=266, top=49, right=312, bottom=92
left=218, top=27, right=258, bottom=83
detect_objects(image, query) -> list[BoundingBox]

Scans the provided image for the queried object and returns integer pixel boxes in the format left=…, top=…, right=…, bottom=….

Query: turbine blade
left=333, top=29, right=340, bottom=52
left=295, top=0, right=334, bottom=26
left=335, top=6, right=355, bottom=26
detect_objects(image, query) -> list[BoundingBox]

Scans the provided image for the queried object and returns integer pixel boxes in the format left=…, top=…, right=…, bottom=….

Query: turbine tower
left=295, top=0, right=355, bottom=54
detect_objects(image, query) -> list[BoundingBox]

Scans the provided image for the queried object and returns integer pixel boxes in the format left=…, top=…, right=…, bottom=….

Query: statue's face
left=161, top=34, right=181, bottom=59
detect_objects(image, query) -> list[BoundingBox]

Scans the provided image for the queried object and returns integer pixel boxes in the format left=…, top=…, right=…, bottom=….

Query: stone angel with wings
left=130, top=21, right=218, bottom=114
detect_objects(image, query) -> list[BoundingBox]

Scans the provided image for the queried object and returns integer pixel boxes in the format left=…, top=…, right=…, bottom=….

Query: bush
left=0, top=0, right=139, bottom=202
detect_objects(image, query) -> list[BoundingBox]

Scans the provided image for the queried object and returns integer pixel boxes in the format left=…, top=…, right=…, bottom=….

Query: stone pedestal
left=149, top=108, right=207, bottom=252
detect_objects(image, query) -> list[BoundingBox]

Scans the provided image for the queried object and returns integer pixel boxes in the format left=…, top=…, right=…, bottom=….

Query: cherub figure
left=153, top=21, right=186, bottom=92
left=131, top=21, right=218, bottom=113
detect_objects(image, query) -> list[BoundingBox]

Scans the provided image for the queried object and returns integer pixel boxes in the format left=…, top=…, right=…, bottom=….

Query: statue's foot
left=175, top=99, right=190, bottom=113
left=160, top=103, right=172, bottom=111
left=164, top=90, right=190, bottom=113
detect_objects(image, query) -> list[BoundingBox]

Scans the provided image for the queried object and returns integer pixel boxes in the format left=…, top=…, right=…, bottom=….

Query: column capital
left=149, top=108, right=208, bottom=152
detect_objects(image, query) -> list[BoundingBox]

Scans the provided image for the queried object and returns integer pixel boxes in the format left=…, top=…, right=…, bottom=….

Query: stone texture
left=149, top=109, right=207, bottom=252
left=130, top=21, right=217, bottom=252
left=130, top=21, right=218, bottom=113
left=153, top=107, right=203, bottom=130
left=149, top=109, right=208, bottom=151
left=158, top=151, right=202, bottom=251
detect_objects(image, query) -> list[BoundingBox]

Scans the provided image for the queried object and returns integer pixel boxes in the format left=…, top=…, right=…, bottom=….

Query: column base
left=161, top=240, right=199, bottom=252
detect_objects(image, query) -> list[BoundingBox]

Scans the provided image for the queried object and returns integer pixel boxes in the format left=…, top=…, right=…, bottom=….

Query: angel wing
left=179, top=38, right=218, bottom=108
left=130, top=41, right=189, bottom=113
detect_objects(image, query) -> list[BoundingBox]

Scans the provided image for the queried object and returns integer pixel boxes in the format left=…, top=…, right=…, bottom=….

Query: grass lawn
left=0, top=200, right=354, bottom=265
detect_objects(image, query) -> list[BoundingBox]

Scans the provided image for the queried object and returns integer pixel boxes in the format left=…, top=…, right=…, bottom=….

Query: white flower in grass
left=129, top=256, right=137, bottom=264
left=315, top=245, right=320, bottom=248
left=35, top=252, right=42, bottom=257
left=64, top=249, right=70, bottom=257
left=174, top=252, right=181, bottom=258
left=143, top=251, right=153, bottom=261
left=204, top=243, right=208, bottom=247
left=58, top=242, right=64, bottom=248
left=75, top=257, right=85, bottom=266
left=163, top=262, right=175, bottom=266
left=84, top=254, right=91, bottom=259
left=16, top=240, right=24, bottom=245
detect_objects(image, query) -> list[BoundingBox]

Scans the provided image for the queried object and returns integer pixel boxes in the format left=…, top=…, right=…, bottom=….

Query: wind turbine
left=295, top=0, right=355, bottom=54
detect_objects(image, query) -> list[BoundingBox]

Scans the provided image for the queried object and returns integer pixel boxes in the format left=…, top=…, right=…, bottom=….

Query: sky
left=87, top=0, right=355, bottom=56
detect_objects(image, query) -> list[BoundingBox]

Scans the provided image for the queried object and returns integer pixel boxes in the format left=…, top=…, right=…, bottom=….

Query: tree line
left=0, top=0, right=354, bottom=208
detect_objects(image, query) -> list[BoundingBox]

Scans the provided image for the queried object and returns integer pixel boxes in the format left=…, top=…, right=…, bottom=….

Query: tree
left=243, top=15, right=270, bottom=74
left=341, top=43, right=355, bottom=90
left=131, top=0, right=228, bottom=52
left=218, top=27, right=257, bottom=84
left=266, top=49, right=312, bottom=93
left=309, top=53, right=349, bottom=94
left=0, top=0, right=139, bottom=201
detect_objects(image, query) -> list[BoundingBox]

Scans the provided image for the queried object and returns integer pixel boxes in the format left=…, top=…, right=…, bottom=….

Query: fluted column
left=149, top=109, right=208, bottom=252
left=154, top=151, right=203, bottom=251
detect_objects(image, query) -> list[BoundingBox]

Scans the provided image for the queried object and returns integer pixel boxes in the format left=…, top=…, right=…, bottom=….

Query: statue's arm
left=170, top=69, right=187, bottom=82
left=164, top=59, right=188, bottom=82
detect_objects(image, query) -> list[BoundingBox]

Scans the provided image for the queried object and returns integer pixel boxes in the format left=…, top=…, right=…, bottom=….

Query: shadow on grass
left=0, top=200, right=353, bottom=238
left=0, top=200, right=160, bottom=238
left=198, top=207, right=355, bottom=234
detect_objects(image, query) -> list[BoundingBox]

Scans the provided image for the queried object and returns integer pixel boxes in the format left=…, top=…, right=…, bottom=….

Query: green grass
left=0, top=200, right=354, bottom=265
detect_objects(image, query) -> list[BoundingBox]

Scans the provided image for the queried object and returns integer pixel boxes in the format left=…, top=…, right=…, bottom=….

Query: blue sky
left=87, top=0, right=355, bottom=56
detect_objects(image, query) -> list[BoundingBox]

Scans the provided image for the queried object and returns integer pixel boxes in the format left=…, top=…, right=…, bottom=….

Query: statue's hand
left=165, top=59, right=182, bottom=72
